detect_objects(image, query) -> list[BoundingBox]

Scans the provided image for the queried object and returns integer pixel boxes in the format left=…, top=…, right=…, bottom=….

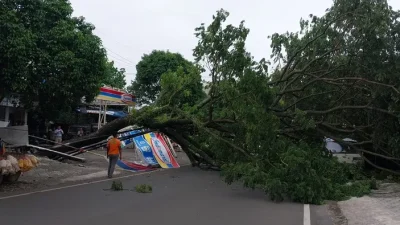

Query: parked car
left=323, top=137, right=362, bottom=163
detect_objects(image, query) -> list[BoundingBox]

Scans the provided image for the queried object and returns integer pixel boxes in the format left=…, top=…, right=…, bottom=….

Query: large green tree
left=0, top=0, right=109, bottom=120
left=127, top=50, right=198, bottom=105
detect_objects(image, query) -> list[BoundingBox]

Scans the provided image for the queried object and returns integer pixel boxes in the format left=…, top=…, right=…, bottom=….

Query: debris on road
left=111, top=181, right=124, bottom=191
left=135, top=184, right=152, bottom=193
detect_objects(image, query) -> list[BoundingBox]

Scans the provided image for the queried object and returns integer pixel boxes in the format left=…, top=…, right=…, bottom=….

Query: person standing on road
left=106, top=133, right=122, bottom=178
left=54, top=126, right=64, bottom=144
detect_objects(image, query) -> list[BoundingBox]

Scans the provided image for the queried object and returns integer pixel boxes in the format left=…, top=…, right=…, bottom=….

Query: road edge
left=0, top=164, right=191, bottom=200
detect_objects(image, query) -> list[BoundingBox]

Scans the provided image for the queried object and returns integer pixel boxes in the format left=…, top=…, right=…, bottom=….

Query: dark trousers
left=108, top=154, right=119, bottom=178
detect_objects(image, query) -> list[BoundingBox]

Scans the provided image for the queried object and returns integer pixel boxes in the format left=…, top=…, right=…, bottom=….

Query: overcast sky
left=69, top=0, right=400, bottom=85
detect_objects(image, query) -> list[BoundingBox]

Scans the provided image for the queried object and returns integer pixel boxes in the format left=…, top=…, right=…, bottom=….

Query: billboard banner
left=144, top=132, right=180, bottom=168
left=96, top=86, right=136, bottom=106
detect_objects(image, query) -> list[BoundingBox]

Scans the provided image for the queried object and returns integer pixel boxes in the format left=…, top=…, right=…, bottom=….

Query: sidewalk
left=330, top=183, right=400, bottom=225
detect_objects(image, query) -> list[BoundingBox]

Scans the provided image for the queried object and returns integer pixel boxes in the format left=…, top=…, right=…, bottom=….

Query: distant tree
left=103, top=61, right=127, bottom=90
left=157, top=65, right=206, bottom=108
left=127, top=50, right=196, bottom=105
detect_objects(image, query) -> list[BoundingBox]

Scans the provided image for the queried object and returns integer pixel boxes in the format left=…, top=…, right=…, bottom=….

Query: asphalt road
left=0, top=167, right=333, bottom=225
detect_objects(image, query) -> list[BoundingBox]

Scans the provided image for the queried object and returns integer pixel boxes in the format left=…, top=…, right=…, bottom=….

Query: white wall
left=0, top=125, right=29, bottom=146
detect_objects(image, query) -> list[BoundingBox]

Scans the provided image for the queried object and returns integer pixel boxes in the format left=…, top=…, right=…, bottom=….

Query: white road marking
left=60, top=171, right=122, bottom=183
left=0, top=164, right=190, bottom=201
left=304, top=204, right=311, bottom=225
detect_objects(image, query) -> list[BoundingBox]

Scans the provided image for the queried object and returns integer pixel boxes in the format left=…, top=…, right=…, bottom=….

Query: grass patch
left=135, top=184, right=153, bottom=193
left=111, top=181, right=124, bottom=191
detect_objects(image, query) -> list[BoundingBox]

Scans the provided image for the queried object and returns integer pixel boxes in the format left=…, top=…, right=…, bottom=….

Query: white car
left=323, top=137, right=362, bottom=163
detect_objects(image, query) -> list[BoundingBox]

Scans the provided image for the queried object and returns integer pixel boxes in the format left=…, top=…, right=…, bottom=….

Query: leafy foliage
left=134, top=184, right=153, bottom=193
left=157, top=66, right=206, bottom=109
left=127, top=50, right=198, bottom=105
left=222, top=142, right=371, bottom=204
left=103, top=61, right=127, bottom=89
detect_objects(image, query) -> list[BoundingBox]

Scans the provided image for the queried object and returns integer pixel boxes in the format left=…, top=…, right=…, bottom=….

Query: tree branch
left=200, top=126, right=251, bottom=158
left=274, top=64, right=344, bottom=98
left=305, top=105, right=398, bottom=117
left=362, top=155, right=400, bottom=176
left=318, top=122, right=372, bottom=134
left=161, top=128, right=199, bottom=166
left=271, top=18, right=338, bottom=85
left=273, top=90, right=340, bottom=112
left=319, top=77, right=400, bottom=94
left=165, top=128, right=218, bottom=167
left=280, top=48, right=339, bottom=92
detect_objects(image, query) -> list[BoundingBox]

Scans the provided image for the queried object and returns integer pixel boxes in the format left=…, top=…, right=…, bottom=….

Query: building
left=0, top=95, right=28, bottom=127
left=0, top=95, right=29, bottom=146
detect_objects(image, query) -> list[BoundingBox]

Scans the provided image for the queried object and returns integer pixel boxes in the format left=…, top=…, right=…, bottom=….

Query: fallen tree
left=92, top=0, right=400, bottom=204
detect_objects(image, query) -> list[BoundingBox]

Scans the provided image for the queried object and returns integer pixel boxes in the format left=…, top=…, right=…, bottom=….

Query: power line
left=93, top=29, right=138, bottom=74
left=107, top=56, right=136, bottom=68
left=94, top=29, right=138, bottom=66
left=105, top=47, right=136, bottom=65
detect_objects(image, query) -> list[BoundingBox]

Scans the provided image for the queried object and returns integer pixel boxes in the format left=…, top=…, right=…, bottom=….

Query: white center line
left=304, top=204, right=311, bottom=225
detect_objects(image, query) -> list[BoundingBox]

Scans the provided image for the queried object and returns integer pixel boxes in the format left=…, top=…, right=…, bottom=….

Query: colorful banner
left=118, top=130, right=136, bottom=147
left=156, top=133, right=180, bottom=167
left=96, top=86, right=136, bottom=106
left=116, top=160, right=155, bottom=172
left=115, top=130, right=179, bottom=169
left=117, top=130, right=158, bottom=166
left=133, top=133, right=159, bottom=166
left=144, top=132, right=180, bottom=168
left=162, top=133, right=177, bottom=158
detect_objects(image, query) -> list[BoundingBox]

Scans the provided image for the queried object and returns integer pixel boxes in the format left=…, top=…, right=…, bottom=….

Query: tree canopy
left=99, top=0, right=400, bottom=204
left=127, top=50, right=199, bottom=105
left=0, top=0, right=126, bottom=121
left=268, top=0, right=400, bottom=166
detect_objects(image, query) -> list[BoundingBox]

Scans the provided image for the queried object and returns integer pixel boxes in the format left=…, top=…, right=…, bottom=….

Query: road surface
left=0, top=167, right=333, bottom=225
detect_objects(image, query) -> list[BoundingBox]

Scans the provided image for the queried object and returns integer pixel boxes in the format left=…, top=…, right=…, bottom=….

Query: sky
left=69, top=0, right=400, bottom=85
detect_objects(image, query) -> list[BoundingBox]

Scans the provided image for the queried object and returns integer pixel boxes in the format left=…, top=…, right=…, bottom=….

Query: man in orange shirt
left=106, top=133, right=122, bottom=178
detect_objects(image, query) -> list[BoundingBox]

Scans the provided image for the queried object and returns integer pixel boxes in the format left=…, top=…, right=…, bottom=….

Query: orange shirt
left=107, top=138, right=121, bottom=155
